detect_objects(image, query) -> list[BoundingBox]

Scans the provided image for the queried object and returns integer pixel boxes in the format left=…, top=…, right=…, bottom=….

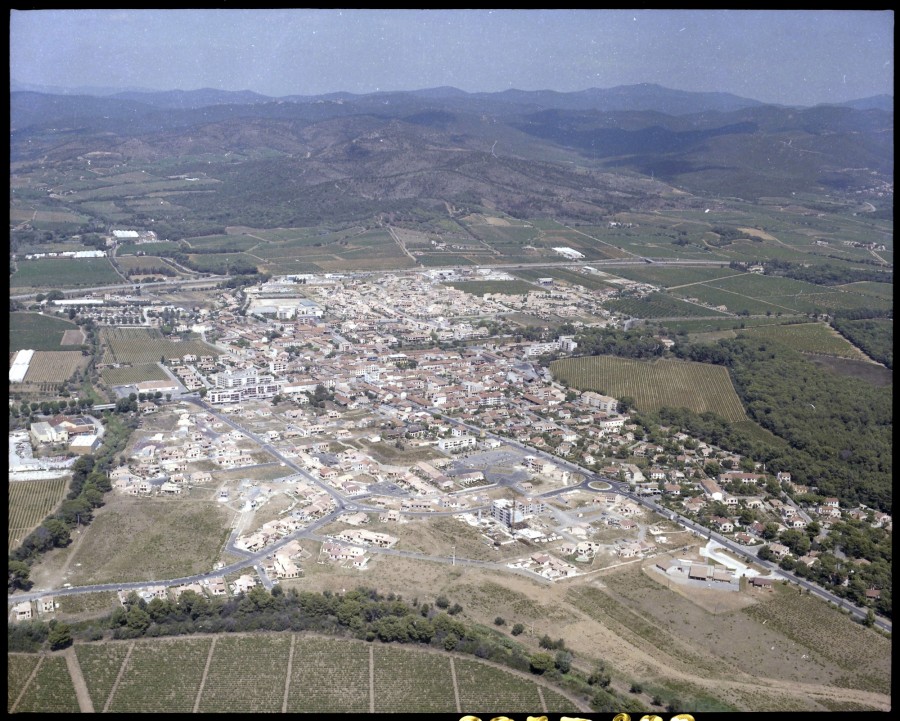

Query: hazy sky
left=9, top=9, right=894, bottom=105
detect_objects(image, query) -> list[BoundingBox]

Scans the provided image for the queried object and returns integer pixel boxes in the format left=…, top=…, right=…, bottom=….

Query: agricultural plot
left=9, top=313, right=83, bottom=352
left=8, top=477, right=70, bottom=551
left=21, top=351, right=88, bottom=387
left=602, top=266, right=739, bottom=287
left=418, top=254, right=476, bottom=266
left=12, top=656, right=80, bottom=713
left=115, top=241, right=182, bottom=256
left=8, top=654, right=40, bottom=712
left=26, top=208, right=90, bottom=225
left=670, top=284, right=790, bottom=315
left=100, top=328, right=220, bottom=365
left=113, top=256, right=184, bottom=276
left=373, top=646, right=457, bottom=712
left=10, top=258, right=122, bottom=289
left=107, top=637, right=213, bottom=712
left=197, top=635, right=291, bottom=713
left=455, top=658, right=543, bottom=711
left=445, top=280, right=538, bottom=296
left=656, top=316, right=804, bottom=335
left=764, top=289, right=893, bottom=315
left=74, top=643, right=132, bottom=711
left=541, top=688, right=582, bottom=712
left=837, top=281, right=894, bottom=300
left=606, top=292, right=730, bottom=319
left=69, top=178, right=219, bottom=202
left=551, top=355, right=747, bottom=422
left=186, top=252, right=260, bottom=274
left=183, top=234, right=262, bottom=252
left=286, top=636, right=371, bottom=712
left=101, top=363, right=171, bottom=387
left=739, top=323, right=868, bottom=358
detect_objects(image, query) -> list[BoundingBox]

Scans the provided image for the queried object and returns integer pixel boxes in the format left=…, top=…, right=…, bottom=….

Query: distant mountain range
left=9, top=83, right=893, bottom=227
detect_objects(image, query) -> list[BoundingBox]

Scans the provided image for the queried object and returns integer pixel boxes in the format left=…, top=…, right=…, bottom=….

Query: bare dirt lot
left=61, top=329, right=86, bottom=345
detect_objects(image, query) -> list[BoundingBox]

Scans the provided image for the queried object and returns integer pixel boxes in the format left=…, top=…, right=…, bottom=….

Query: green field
left=551, top=355, right=747, bottom=422
left=99, top=328, right=220, bottom=365
left=9, top=313, right=83, bottom=352
left=11, top=634, right=588, bottom=713
left=10, top=258, right=122, bottom=289
left=100, top=363, right=171, bottom=387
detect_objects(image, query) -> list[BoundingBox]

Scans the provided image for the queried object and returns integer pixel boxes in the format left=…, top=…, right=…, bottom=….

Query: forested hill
left=673, top=338, right=892, bottom=513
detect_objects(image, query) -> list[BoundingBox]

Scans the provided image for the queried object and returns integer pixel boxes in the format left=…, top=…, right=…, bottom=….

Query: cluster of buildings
left=28, top=414, right=104, bottom=455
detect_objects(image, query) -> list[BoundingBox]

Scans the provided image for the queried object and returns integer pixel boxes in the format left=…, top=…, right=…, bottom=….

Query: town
left=10, top=258, right=890, bottom=624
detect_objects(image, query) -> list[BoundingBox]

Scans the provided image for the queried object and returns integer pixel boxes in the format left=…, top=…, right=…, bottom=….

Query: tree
left=434, top=595, right=450, bottom=609
left=555, top=649, right=573, bottom=674
left=9, top=560, right=31, bottom=591
left=511, top=623, right=525, bottom=636
left=48, top=621, right=73, bottom=650
left=493, top=616, right=506, bottom=626
left=529, top=652, right=554, bottom=674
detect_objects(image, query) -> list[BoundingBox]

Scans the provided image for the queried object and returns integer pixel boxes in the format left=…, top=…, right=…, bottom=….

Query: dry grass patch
left=56, top=591, right=119, bottom=621
left=57, top=495, right=233, bottom=584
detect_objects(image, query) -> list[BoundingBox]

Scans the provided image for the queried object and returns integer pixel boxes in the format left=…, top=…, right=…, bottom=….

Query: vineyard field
left=106, top=637, right=213, bottom=712
left=739, top=323, right=868, bottom=358
left=9, top=477, right=70, bottom=551
left=373, top=646, right=456, bottom=712
left=197, top=635, right=291, bottom=713
left=606, top=292, right=730, bottom=319
left=8, top=655, right=40, bottom=712
left=12, top=656, right=80, bottom=713
left=603, top=266, right=739, bottom=287
left=74, top=644, right=132, bottom=711
left=286, top=636, right=370, bottom=712
left=10, top=634, right=591, bottom=713
left=100, top=328, right=220, bottom=365
left=455, top=658, right=544, bottom=710
left=551, top=355, right=747, bottom=422
left=22, top=351, right=88, bottom=384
